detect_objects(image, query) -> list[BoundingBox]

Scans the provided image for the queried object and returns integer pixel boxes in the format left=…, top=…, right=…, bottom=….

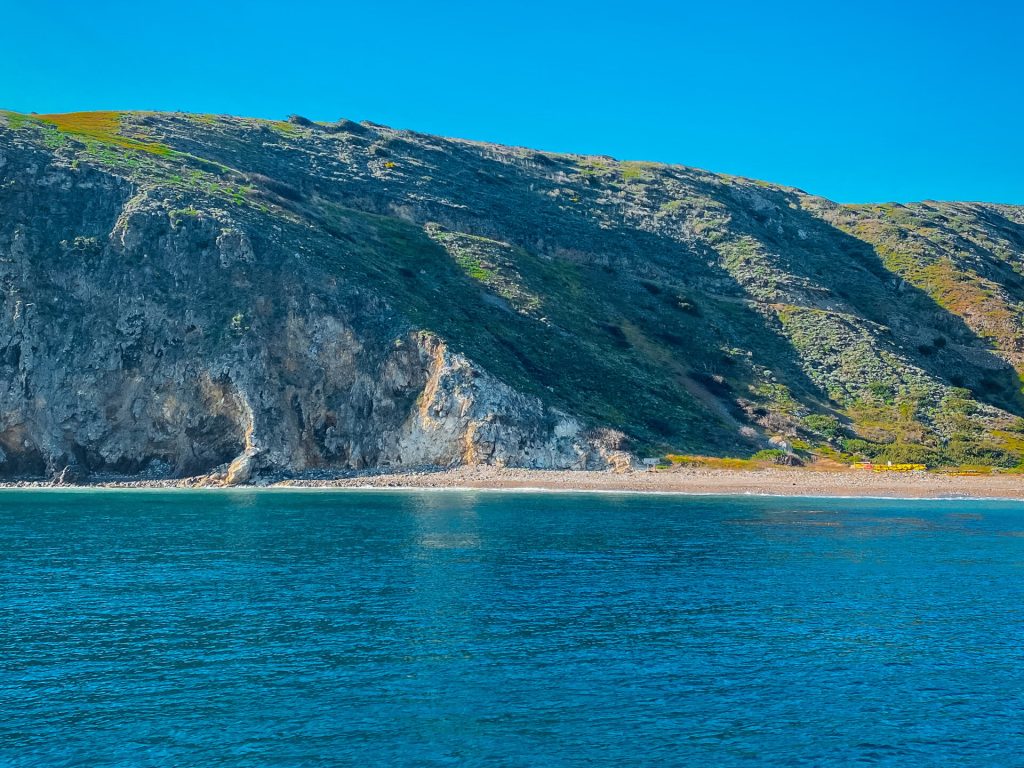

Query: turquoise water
left=2, top=490, right=1024, bottom=766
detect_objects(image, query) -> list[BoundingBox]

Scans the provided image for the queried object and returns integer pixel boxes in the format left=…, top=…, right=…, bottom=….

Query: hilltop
left=2, top=109, right=1024, bottom=482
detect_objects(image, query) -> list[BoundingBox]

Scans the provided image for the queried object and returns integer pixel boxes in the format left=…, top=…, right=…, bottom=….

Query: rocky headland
left=2, top=110, right=1024, bottom=485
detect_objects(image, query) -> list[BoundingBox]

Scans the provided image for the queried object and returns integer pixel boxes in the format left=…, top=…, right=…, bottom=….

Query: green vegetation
left=35, top=112, right=172, bottom=155
left=575, top=158, right=613, bottom=177
left=424, top=225, right=539, bottom=312
left=300, top=203, right=731, bottom=453
left=2, top=110, right=31, bottom=130
left=229, top=312, right=249, bottom=335
left=620, top=162, right=652, bottom=182
left=750, top=448, right=790, bottom=463
left=827, top=203, right=1024, bottom=379
left=801, top=414, right=842, bottom=439
left=665, top=454, right=759, bottom=470
left=269, top=120, right=302, bottom=137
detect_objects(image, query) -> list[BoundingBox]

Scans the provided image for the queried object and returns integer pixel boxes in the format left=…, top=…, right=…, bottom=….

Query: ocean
left=2, top=489, right=1023, bottom=766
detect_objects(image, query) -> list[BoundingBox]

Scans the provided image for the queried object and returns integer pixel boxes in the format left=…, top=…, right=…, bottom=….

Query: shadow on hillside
left=311, top=140, right=843, bottom=450
left=407, top=141, right=1024, bottom=421
left=167, top=119, right=1024, bottom=447
left=721, top=185, right=1024, bottom=417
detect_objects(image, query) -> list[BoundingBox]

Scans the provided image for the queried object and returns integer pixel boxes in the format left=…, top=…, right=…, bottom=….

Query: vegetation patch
left=665, top=454, right=759, bottom=470
left=35, top=112, right=171, bottom=155
left=1, top=110, right=31, bottom=130
left=424, top=224, right=542, bottom=314
left=620, top=162, right=653, bottom=182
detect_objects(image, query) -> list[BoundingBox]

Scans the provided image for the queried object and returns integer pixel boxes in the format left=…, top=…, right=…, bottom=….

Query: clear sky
left=2, top=0, right=1021, bottom=204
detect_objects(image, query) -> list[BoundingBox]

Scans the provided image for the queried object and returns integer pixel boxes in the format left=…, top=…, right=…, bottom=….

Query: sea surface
left=2, top=490, right=1023, bottom=766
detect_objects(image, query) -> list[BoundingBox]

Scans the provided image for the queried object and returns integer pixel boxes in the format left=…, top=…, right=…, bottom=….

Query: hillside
left=1, top=109, right=1024, bottom=482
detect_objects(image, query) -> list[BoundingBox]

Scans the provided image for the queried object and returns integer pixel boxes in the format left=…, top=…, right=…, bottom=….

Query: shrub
left=640, top=280, right=662, bottom=295
left=866, top=381, right=894, bottom=402
left=802, top=414, right=842, bottom=439
left=666, top=455, right=757, bottom=470
left=691, top=371, right=732, bottom=396
left=600, top=322, right=630, bottom=348
left=841, top=438, right=876, bottom=458
left=874, top=443, right=940, bottom=466
left=751, top=448, right=803, bottom=466
left=941, top=440, right=1019, bottom=468
left=656, top=331, right=686, bottom=347
left=674, top=294, right=701, bottom=315
left=980, top=376, right=1005, bottom=393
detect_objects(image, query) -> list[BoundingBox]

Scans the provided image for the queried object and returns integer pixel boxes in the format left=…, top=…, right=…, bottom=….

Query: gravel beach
left=2, top=466, right=1022, bottom=499
left=278, top=466, right=1024, bottom=499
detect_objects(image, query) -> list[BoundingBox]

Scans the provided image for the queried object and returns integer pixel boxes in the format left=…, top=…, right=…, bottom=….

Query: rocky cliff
left=1, top=110, right=1023, bottom=481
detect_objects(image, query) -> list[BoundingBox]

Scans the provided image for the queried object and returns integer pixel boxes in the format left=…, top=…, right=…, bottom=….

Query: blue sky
left=2, top=0, right=1021, bottom=204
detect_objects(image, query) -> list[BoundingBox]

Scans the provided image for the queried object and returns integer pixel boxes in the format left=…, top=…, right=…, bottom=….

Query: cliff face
left=1, top=110, right=1023, bottom=481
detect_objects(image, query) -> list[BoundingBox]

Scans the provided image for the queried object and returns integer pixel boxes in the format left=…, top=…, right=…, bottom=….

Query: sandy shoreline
left=1, top=466, right=1023, bottom=500
left=282, top=466, right=1024, bottom=499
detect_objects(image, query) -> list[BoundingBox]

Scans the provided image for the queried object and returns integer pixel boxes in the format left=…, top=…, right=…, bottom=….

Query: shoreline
left=1, top=466, right=1023, bottom=500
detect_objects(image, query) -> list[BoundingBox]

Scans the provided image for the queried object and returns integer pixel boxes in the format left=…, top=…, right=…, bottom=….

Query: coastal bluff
left=2, top=110, right=1024, bottom=482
